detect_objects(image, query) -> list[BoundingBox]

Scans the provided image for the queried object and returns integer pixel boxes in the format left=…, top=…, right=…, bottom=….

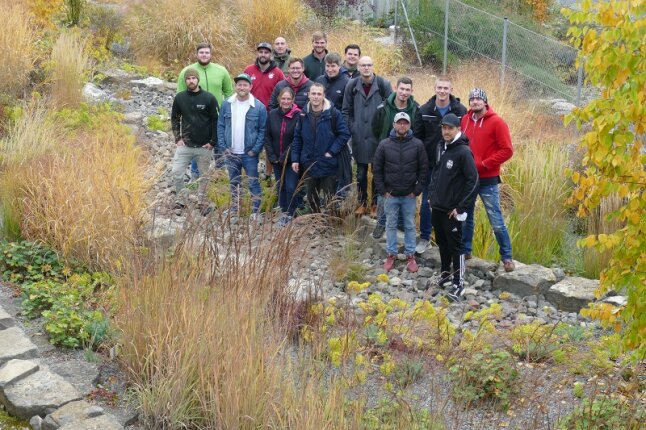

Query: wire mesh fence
left=399, top=0, right=583, bottom=104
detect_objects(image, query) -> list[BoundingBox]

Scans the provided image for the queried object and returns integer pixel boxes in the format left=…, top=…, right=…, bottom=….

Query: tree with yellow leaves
left=563, top=0, right=645, bottom=359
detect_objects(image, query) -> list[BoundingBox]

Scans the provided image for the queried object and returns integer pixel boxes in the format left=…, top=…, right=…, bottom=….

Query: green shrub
left=449, top=349, right=519, bottom=411
left=558, top=396, right=645, bottom=430
left=360, top=398, right=441, bottom=430
left=0, top=240, right=68, bottom=284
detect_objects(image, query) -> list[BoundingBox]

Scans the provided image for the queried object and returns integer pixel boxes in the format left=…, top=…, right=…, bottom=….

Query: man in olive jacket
left=373, top=113, right=428, bottom=274
left=342, top=56, right=392, bottom=215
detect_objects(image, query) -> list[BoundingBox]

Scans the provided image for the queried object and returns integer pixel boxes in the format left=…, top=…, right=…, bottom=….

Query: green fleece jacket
left=371, top=92, right=419, bottom=141
left=177, top=62, right=234, bottom=106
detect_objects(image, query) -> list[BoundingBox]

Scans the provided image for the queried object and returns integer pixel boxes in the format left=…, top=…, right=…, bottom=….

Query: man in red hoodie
left=244, top=42, right=285, bottom=110
left=460, top=88, right=515, bottom=272
left=268, top=58, right=313, bottom=111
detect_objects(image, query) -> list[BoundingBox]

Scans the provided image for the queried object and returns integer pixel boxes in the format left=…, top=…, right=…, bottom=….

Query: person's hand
left=324, top=152, right=332, bottom=158
left=176, top=139, right=185, bottom=147
left=448, top=209, right=458, bottom=219
left=291, top=162, right=299, bottom=173
left=202, top=143, right=213, bottom=150
left=247, top=150, right=257, bottom=157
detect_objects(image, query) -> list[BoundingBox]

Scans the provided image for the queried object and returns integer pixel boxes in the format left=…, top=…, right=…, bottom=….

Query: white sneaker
left=415, top=239, right=429, bottom=254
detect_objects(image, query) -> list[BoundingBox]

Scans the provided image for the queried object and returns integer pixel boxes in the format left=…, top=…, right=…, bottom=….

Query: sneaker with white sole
left=446, top=284, right=465, bottom=302
left=415, top=239, right=429, bottom=254
left=372, top=224, right=385, bottom=239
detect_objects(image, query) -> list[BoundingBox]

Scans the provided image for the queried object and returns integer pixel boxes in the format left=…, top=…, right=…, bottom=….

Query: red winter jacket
left=244, top=61, right=285, bottom=110
left=461, top=106, right=513, bottom=180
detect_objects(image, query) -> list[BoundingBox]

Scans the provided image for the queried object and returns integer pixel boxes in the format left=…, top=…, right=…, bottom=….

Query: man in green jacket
left=370, top=76, right=419, bottom=238
left=177, top=42, right=234, bottom=178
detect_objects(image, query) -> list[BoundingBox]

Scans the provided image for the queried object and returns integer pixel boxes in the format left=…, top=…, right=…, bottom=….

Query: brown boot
left=503, top=259, right=515, bottom=272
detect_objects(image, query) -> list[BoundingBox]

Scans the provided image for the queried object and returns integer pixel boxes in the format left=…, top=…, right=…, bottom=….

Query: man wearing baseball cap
left=429, top=113, right=478, bottom=301
left=460, top=88, right=515, bottom=272
left=244, top=42, right=285, bottom=110
left=217, top=73, right=267, bottom=222
left=372, top=112, right=428, bottom=273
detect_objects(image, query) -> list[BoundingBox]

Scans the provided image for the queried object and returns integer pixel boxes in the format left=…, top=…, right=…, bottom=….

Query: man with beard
left=273, top=36, right=291, bottom=74
left=244, top=42, right=285, bottom=110
left=303, top=31, right=328, bottom=80
left=268, top=57, right=313, bottom=110
left=170, top=69, right=219, bottom=215
left=413, top=76, right=467, bottom=254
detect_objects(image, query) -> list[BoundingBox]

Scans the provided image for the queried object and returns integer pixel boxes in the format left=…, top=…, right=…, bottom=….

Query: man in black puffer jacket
left=429, top=113, right=479, bottom=302
left=373, top=112, right=428, bottom=274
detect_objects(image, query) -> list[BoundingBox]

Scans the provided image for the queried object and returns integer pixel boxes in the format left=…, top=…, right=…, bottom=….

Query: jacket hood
left=305, top=98, right=332, bottom=113
left=255, top=59, right=279, bottom=73
left=280, top=103, right=301, bottom=119
left=385, top=92, right=417, bottom=110
left=388, top=128, right=414, bottom=139
left=273, top=49, right=291, bottom=58
left=444, top=133, right=469, bottom=149
left=463, top=106, right=498, bottom=130
left=286, top=75, right=310, bottom=90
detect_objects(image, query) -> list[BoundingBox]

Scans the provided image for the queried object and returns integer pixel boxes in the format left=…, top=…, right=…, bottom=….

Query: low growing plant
left=558, top=396, right=645, bottom=430
left=0, top=240, right=68, bottom=284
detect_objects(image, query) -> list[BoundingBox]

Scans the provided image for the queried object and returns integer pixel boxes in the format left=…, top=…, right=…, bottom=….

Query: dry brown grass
left=50, top=31, right=88, bottom=108
left=242, top=0, right=308, bottom=48
left=0, top=1, right=37, bottom=97
left=126, top=0, right=248, bottom=74
left=281, top=23, right=405, bottom=76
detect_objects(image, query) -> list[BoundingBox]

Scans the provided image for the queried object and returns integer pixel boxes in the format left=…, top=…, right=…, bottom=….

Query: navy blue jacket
left=315, top=72, right=350, bottom=111
left=292, top=100, right=351, bottom=178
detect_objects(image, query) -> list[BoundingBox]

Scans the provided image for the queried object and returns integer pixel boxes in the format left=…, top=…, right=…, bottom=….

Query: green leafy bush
left=0, top=240, right=68, bottom=284
left=449, top=349, right=519, bottom=411
left=558, top=396, right=645, bottom=430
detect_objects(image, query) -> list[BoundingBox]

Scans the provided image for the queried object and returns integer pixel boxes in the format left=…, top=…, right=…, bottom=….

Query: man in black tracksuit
left=429, top=113, right=478, bottom=301
left=170, top=68, right=219, bottom=213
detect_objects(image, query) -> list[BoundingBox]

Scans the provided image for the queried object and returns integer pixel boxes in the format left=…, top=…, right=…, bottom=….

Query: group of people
left=170, top=32, right=516, bottom=302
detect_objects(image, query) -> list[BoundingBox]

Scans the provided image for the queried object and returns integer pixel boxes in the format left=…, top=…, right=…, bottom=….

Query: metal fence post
left=394, top=0, right=398, bottom=42
left=443, top=0, right=449, bottom=74
left=576, top=62, right=584, bottom=106
left=501, top=17, right=508, bottom=88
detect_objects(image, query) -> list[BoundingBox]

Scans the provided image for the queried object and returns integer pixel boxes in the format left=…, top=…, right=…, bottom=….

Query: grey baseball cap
left=393, top=112, right=411, bottom=123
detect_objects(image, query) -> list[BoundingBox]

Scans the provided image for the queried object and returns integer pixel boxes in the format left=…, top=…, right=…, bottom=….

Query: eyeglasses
left=359, top=64, right=373, bottom=67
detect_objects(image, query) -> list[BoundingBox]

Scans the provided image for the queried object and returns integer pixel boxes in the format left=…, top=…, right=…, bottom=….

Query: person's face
left=435, top=80, right=452, bottom=102
left=235, top=80, right=252, bottom=98
left=288, top=62, right=304, bottom=80
left=396, top=83, right=412, bottom=104
left=394, top=119, right=410, bottom=136
left=257, top=48, right=271, bottom=64
left=469, top=97, right=486, bottom=113
left=185, top=76, right=199, bottom=91
left=312, top=38, right=327, bottom=54
left=279, top=92, right=294, bottom=110
left=197, top=48, right=211, bottom=65
left=325, top=62, right=340, bottom=78
left=358, top=57, right=374, bottom=78
left=345, top=48, right=360, bottom=66
left=441, top=124, right=459, bottom=141
left=308, top=87, right=324, bottom=108
left=273, top=37, right=287, bottom=55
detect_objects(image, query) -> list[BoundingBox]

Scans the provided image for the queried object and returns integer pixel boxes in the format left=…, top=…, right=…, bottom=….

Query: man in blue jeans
left=373, top=112, right=428, bottom=273
left=460, top=88, right=515, bottom=272
left=217, top=73, right=267, bottom=221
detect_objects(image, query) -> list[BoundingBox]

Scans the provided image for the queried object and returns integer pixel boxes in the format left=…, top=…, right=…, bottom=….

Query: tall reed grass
left=50, top=31, right=88, bottom=108
left=117, top=218, right=358, bottom=428
left=242, top=0, right=307, bottom=47
left=0, top=1, right=36, bottom=97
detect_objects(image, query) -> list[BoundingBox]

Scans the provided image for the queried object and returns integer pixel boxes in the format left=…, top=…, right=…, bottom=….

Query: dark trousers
left=306, top=175, right=336, bottom=213
left=356, top=162, right=376, bottom=207
left=431, top=209, right=465, bottom=287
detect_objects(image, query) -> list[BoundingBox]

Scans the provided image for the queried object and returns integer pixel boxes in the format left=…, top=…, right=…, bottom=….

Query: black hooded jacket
left=373, top=130, right=428, bottom=197
left=429, top=133, right=479, bottom=214
left=413, top=94, right=467, bottom=167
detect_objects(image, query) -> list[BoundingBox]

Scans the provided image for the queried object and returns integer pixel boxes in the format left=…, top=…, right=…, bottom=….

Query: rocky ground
left=0, top=69, right=630, bottom=429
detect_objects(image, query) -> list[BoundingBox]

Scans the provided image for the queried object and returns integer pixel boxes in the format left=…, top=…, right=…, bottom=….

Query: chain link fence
left=398, top=0, right=584, bottom=104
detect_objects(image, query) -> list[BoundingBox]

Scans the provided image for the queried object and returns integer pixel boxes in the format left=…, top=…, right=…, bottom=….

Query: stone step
left=40, top=400, right=124, bottom=430
left=0, top=359, right=39, bottom=388
left=0, top=304, right=14, bottom=329
left=0, top=368, right=81, bottom=420
left=0, top=326, right=38, bottom=365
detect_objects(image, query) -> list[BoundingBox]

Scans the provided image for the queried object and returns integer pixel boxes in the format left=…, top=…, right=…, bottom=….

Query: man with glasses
left=268, top=57, right=313, bottom=110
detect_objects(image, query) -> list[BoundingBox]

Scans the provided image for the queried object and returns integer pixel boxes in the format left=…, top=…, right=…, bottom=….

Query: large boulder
left=0, top=369, right=81, bottom=419
left=493, top=263, right=557, bottom=298
left=82, top=83, right=109, bottom=103
left=42, top=400, right=123, bottom=430
left=0, top=326, right=38, bottom=365
left=546, top=277, right=599, bottom=312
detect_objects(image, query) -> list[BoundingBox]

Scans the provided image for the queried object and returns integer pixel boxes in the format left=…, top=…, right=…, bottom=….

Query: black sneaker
left=372, top=224, right=385, bottom=239
left=446, top=284, right=465, bottom=302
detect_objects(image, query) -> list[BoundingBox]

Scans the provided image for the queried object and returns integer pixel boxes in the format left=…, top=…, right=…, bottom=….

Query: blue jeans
left=462, top=183, right=513, bottom=261
left=384, top=195, right=417, bottom=256
left=376, top=195, right=404, bottom=228
left=419, top=174, right=433, bottom=240
left=226, top=153, right=262, bottom=214
left=272, top=163, right=300, bottom=216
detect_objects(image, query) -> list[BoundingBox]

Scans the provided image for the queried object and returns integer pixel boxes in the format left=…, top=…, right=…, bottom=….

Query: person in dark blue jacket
left=315, top=53, right=350, bottom=110
left=291, top=83, right=351, bottom=213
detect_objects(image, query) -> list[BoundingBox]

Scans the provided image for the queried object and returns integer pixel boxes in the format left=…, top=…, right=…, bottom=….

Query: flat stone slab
left=0, top=304, right=14, bottom=329
left=42, top=400, right=123, bottom=430
left=493, top=263, right=557, bottom=298
left=546, top=276, right=599, bottom=312
left=0, top=326, right=38, bottom=365
left=0, top=369, right=81, bottom=419
left=0, top=359, right=39, bottom=388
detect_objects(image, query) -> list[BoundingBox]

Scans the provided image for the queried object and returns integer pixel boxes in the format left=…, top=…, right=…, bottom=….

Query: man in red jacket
left=460, top=88, right=515, bottom=272
left=244, top=42, right=285, bottom=109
